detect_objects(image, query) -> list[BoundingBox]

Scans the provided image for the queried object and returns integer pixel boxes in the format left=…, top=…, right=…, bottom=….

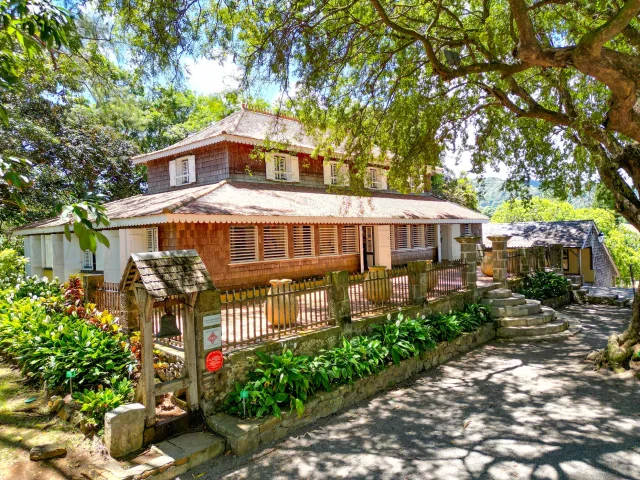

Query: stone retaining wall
left=207, top=323, right=496, bottom=456
left=541, top=293, right=571, bottom=309
left=200, top=287, right=494, bottom=416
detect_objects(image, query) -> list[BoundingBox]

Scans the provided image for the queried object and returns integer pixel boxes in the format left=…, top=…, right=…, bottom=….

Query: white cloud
left=184, top=57, right=241, bottom=95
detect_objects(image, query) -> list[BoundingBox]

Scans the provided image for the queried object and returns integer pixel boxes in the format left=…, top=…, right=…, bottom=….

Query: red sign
left=205, top=350, right=224, bottom=372
left=207, top=331, right=219, bottom=344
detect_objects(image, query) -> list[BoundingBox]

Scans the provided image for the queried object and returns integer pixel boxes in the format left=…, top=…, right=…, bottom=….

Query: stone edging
left=541, top=293, right=571, bottom=309
left=206, top=323, right=496, bottom=456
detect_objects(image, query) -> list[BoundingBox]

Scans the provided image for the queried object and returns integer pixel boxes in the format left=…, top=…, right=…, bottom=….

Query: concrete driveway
left=184, top=304, right=640, bottom=480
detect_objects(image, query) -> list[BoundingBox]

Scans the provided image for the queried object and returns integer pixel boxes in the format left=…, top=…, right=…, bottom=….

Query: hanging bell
left=156, top=308, right=181, bottom=339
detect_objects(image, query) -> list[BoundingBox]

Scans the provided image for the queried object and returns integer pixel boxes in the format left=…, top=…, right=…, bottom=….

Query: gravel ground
left=183, top=304, right=640, bottom=480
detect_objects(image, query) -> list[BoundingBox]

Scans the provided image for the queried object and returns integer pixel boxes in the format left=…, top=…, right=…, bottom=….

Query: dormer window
left=266, top=152, right=300, bottom=182
left=323, top=161, right=350, bottom=186
left=366, top=167, right=386, bottom=190
left=169, top=155, right=196, bottom=187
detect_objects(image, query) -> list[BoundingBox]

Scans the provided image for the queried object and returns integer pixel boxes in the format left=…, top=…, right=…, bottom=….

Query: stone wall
left=207, top=322, right=496, bottom=456
left=541, top=293, right=571, bottom=309
left=200, top=287, right=483, bottom=416
left=391, top=247, right=437, bottom=266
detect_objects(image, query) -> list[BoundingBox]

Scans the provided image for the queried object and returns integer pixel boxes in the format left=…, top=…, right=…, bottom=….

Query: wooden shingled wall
left=120, top=250, right=216, bottom=298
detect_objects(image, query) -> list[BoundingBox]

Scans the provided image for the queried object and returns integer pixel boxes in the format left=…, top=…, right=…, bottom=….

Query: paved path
left=184, top=305, right=640, bottom=480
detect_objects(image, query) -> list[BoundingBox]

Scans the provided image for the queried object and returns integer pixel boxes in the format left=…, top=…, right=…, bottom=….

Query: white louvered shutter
left=263, top=225, right=288, bottom=260
left=396, top=225, right=409, bottom=249
left=146, top=228, right=158, bottom=252
left=412, top=225, right=425, bottom=248
left=188, top=155, right=196, bottom=183
left=426, top=225, right=436, bottom=247
left=323, top=162, right=332, bottom=185
left=340, top=164, right=350, bottom=186
left=290, top=156, right=300, bottom=182
left=380, top=169, right=388, bottom=190
left=390, top=226, right=396, bottom=251
left=169, top=160, right=177, bottom=186
left=230, top=226, right=258, bottom=263
left=293, top=225, right=314, bottom=257
left=83, top=250, right=93, bottom=270
left=265, top=153, right=276, bottom=180
left=342, top=226, right=358, bottom=254
left=319, top=226, right=338, bottom=256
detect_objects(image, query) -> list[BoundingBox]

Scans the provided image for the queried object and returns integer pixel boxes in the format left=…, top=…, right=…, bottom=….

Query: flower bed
left=222, top=304, right=493, bottom=420
left=208, top=322, right=496, bottom=456
left=0, top=274, right=138, bottom=432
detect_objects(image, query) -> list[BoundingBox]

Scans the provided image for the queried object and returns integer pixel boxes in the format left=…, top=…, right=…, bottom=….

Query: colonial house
left=18, top=106, right=488, bottom=290
left=482, top=220, right=618, bottom=287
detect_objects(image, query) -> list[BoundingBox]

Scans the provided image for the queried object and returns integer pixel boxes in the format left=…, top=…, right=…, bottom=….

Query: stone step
left=481, top=294, right=526, bottom=307
left=484, top=288, right=513, bottom=299
left=495, top=307, right=556, bottom=327
left=497, top=319, right=569, bottom=338
left=113, top=432, right=226, bottom=480
left=491, top=299, right=542, bottom=318
left=496, top=323, right=582, bottom=343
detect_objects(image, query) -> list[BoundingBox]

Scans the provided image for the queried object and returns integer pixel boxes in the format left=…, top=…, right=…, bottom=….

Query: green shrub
left=370, top=314, right=435, bottom=364
left=0, top=249, right=28, bottom=287
left=515, top=270, right=570, bottom=301
left=0, top=297, right=136, bottom=391
left=424, top=312, right=463, bottom=342
left=9, top=275, right=63, bottom=302
left=463, top=303, right=493, bottom=325
left=73, top=376, right=134, bottom=428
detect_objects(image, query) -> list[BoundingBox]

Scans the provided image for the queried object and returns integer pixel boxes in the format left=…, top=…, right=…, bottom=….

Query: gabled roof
left=132, top=107, right=318, bottom=164
left=482, top=221, right=596, bottom=248
left=17, top=180, right=488, bottom=235
left=120, top=250, right=215, bottom=298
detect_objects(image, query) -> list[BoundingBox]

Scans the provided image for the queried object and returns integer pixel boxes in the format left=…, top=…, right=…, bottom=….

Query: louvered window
left=83, top=250, right=94, bottom=270
left=263, top=225, right=288, bottom=260
left=319, top=226, right=338, bottom=256
left=412, top=225, right=426, bottom=248
left=390, top=226, right=396, bottom=250
left=293, top=225, right=314, bottom=257
left=146, top=228, right=158, bottom=252
left=366, top=168, right=380, bottom=189
left=461, top=223, right=471, bottom=236
left=230, top=226, right=258, bottom=263
left=342, top=226, right=358, bottom=254
left=396, top=225, right=409, bottom=249
left=426, top=225, right=436, bottom=247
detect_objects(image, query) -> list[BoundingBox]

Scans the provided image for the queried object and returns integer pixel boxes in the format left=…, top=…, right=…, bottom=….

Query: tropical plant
left=515, top=271, right=571, bottom=301
left=73, top=376, right=134, bottom=427
left=0, top=248, right=27, bottom=286
left=424, top=312, right=463, bottom=343
left=370, top=314, right=435, bottom=364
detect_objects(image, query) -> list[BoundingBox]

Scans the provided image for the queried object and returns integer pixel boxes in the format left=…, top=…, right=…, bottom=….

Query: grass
left=0, top=361, right=106, bottom=480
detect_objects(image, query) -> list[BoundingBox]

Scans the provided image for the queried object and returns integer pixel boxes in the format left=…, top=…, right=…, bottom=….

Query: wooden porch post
left=183, top=292, right=199, bottom=411
left=134, top=284, right=156, bottom=427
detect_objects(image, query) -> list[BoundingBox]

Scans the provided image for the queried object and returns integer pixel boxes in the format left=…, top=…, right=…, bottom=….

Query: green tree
left=432, top=169, right=479, bottom=211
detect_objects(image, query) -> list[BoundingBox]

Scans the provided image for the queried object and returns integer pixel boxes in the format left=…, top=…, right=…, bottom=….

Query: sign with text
left=202, top=313, right=221, bottom=328
left=203, top=326, right=222, bottom=351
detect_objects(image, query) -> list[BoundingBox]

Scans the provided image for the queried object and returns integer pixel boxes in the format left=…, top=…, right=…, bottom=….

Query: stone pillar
left=536, top=246, right=546, bottom=271
left=487, top=235, right=511, bottom=286
left=325, top=271, right=351, bottom=327
left=407, top=260, right=429, bottom=304
left=455, top=236, right=479, bottom=291
left=83, top=273, right=104, bottom=303
left=550, top=243, right=564, bottom=274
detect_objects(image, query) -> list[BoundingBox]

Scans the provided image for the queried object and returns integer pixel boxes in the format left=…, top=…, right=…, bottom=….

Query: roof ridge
left=161, top=181, right=228, bottom=213
left=241, top=103, right=300, bottom=123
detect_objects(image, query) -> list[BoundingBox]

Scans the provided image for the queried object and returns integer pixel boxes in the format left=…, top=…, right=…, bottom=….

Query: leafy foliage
left=0, top=248, right=26, bottom=286
left=73, top=376, right=134, bottom=428
left=431, top=168, right=479, bottom=212
left=8, top=274, right=62, bottom=301
left=515, top=271, right=571, bottom=301
left=226, top=306, right=490, bottom=419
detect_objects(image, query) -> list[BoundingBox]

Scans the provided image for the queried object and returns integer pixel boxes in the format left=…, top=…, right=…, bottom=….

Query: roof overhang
left=17, top=213, right=488, bottom=236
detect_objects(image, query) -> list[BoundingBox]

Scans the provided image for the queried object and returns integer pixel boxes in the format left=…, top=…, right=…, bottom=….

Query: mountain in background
left=472, top=177, right=594, bottom=217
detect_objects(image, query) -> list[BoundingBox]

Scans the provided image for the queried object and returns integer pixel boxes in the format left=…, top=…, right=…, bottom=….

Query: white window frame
left=230, top=226, right=259, bottom=264
left=293, top=225, right=315, bottom=258
left=170, top=155, right=196, bottom=187
left=266, top=152, right=300, bottom=182
left=365, top=167, right=387, bottom=190
left=342, top=226, right=359, bottom=254
left=145, top=228, right=158, bottom=252
left=83, top=250, right=94, bottom=270
left=319, top=225, right=338, bottom=256
left=263, top=225, right=289, bottom=260
left=324, top=161, right=350, bottom=186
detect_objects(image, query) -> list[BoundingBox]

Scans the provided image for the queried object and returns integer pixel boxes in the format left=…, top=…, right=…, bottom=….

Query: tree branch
left=578, top=0, right=640, bottom=55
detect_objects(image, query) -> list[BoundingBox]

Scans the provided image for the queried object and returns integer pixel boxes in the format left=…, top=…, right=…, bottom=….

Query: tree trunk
left=602, top=284, right=640, bottom=372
